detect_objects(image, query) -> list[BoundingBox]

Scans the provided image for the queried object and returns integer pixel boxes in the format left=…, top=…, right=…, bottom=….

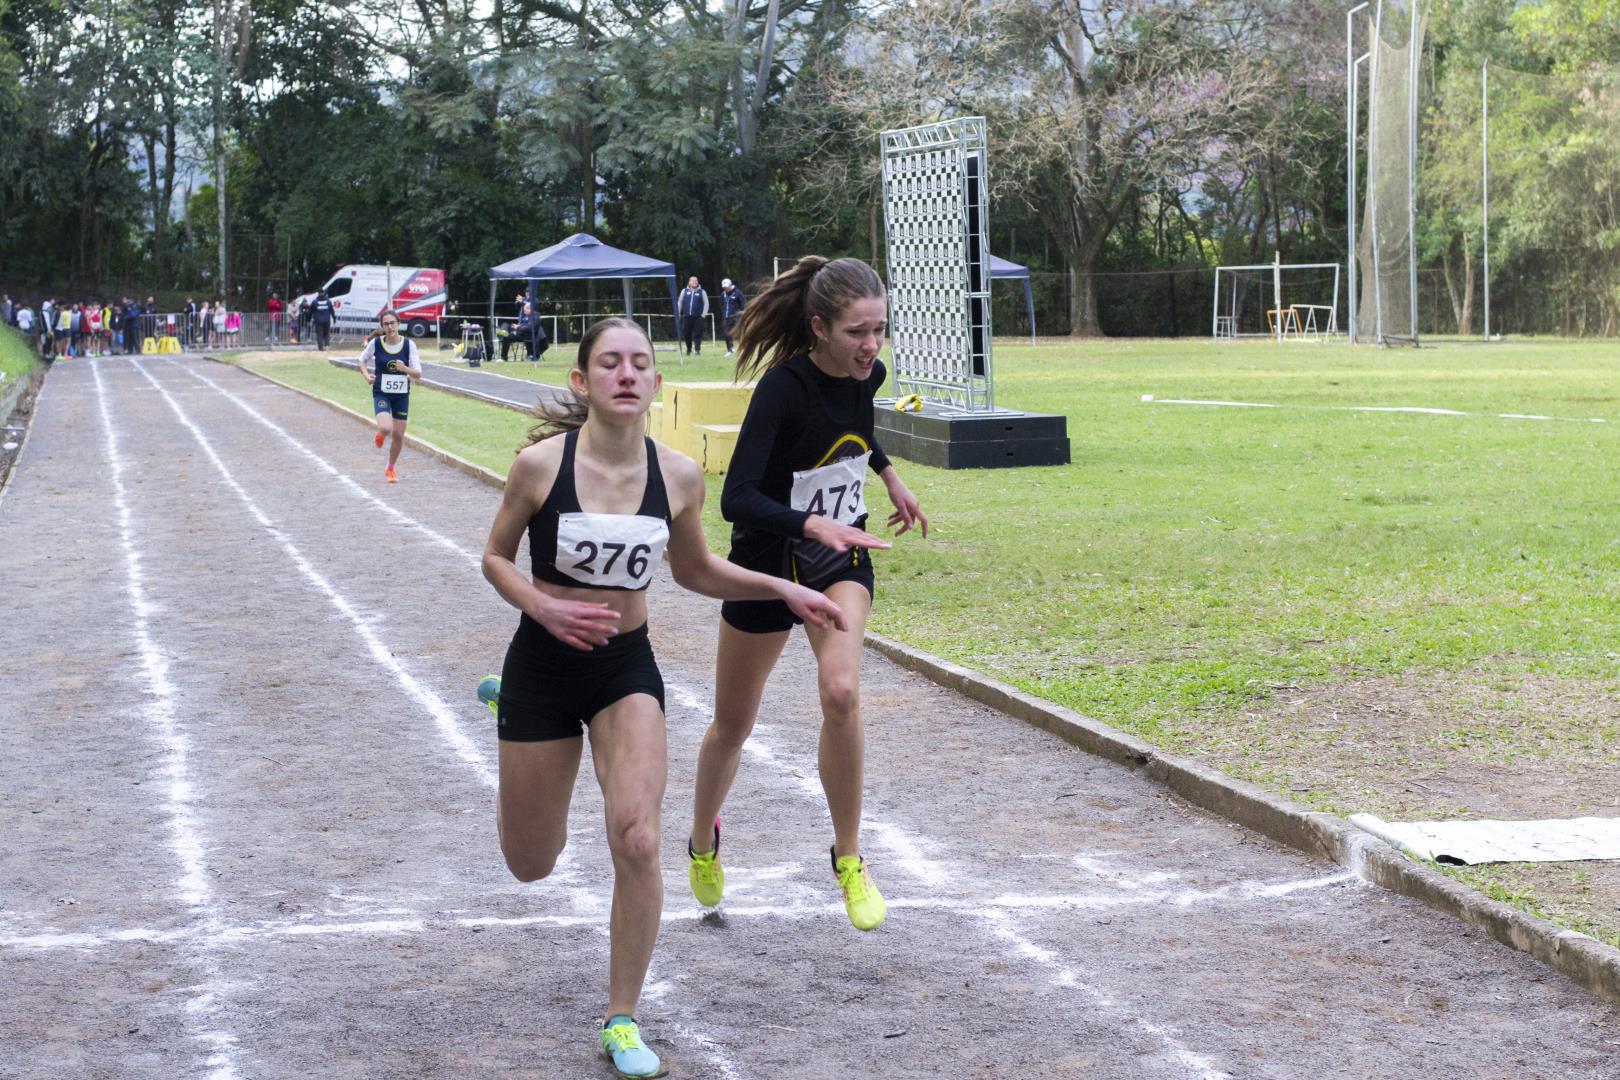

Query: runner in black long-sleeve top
left=684, top=256, right=928, bottom=932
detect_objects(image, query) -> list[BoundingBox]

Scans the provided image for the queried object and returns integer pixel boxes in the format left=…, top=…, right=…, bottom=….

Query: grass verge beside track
left=229, top=339, right=1620, bottom=948
left=1, top=325, right=41, bottom=387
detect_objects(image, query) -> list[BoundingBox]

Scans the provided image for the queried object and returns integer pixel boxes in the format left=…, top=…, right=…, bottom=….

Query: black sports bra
left=528, top=429, right=672, bottom=591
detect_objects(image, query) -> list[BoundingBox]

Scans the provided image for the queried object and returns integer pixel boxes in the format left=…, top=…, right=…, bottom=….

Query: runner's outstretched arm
left=663, top=453, right=846, bottom=630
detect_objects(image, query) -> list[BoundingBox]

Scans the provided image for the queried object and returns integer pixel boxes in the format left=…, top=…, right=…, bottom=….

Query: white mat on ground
left=1350, top=814, right=1620, bottom=865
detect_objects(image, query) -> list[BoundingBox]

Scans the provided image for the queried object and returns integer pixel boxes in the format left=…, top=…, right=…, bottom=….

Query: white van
left=294, top=265, right=448, bottom=337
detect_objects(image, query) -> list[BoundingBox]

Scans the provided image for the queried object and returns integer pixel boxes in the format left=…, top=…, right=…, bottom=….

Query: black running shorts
left=719, top=544, right=874, bottom=636
left=497, top=615, right=665, bottom=741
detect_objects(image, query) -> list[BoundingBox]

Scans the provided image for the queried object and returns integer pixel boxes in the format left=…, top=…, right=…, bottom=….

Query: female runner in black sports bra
left=683, top=257, right=927, bottom=934
left=481, top=317, right=843, bottom=1080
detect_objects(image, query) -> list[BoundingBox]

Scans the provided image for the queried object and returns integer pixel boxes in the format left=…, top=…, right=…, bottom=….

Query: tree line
left=1, top=0, right=1613, bottom=336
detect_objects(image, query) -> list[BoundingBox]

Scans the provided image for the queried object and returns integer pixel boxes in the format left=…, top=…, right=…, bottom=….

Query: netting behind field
left=1357, top=0, right=1426, bottom=344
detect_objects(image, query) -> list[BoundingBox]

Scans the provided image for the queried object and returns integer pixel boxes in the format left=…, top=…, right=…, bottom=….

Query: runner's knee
left=502, top=838, right=565, bottom=882
left=818, top=675, right=860, bottom=721
left=606, top=814, right=660, bottom=868
left=707, top=708, right=757, bottom=752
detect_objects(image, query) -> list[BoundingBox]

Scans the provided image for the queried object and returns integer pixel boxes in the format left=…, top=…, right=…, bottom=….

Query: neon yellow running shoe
left=832, top=848, right=886, bottom=931
left=688, top=821, right=724, bottom=907
left=600, top=1015, right=667, bottom=1078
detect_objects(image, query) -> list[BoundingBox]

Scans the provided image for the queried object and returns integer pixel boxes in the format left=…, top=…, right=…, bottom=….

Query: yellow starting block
left=141, top=337, right=157, bottom=354
left=159, top=336, right=181, bottom=354
left=659, top=381, right=756, bottom=474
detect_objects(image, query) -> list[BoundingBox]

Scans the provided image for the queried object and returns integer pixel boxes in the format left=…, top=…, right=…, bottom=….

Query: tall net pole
left=1406, top=0, right=1421, bottom=343
left=1481, top=60, right=1491, bottom=339
left=1347, top=3, right=1369, bottom=346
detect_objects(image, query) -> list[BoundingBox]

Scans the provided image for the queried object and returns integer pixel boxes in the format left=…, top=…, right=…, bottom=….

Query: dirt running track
left=1, top=355, right=1615, bottom=1080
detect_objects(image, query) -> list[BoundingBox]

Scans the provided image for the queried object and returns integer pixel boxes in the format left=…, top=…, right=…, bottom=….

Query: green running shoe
left=476, top=674, right=500, bottom=720
left=688, top=821, right=724, bottom=907
left=600, top=1015, right=667, bottom=1078
left=832, top=848, right=886, bottom=931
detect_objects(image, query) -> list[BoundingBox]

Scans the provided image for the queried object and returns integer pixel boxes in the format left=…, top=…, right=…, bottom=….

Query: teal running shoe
left=476, top=674, right=501, bottom=719
left=600, top=1015, right=667, bottom=1078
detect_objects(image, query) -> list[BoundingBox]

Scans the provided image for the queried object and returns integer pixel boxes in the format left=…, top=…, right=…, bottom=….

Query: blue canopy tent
left=488, top=233, right=679, bottom=349
left=990, top=254, right=1037, bottom=344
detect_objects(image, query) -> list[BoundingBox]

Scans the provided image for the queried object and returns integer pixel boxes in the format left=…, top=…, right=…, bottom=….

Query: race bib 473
left=790, top=452, right=871, bottom=525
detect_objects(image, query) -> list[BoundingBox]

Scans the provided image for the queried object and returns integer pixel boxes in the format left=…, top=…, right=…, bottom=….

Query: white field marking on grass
left=134, top=360, right=740, bottom=1076
left=0, top=869, right=1352, bottom=951
left=91, top=361, right=245, bottom=1080
left=980, top=909, right=1232, bottom=1080
left=175, top=361, right=479, bottom=569
left=130, top=360, right=496, bottom=790
left=1140, top=394, right=1610, bottom=424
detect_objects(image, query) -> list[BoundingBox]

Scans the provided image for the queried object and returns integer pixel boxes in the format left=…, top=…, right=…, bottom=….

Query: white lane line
left=131, top=359, right=736, bottom=1066
left=172, top=361, right=479, bottom=568
left=128, top=359, right=496, bottom=788
left=1140, top=394, right=1610, bottom=423
left=91, top=361, right=244, bottom=1080
left=664, top=678, right=1238, bottom=1078
left=981, top=910, right=1231, bottom=1080
left=157, top=359, right=603, bottom=893
left=0, top=870, right=1354, bottom=950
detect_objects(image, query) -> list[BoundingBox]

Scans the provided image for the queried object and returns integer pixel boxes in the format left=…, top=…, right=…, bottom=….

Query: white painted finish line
left=1351, top=814, right=1620, bottom=866
left=1139, top=394, right=1610, bottom=424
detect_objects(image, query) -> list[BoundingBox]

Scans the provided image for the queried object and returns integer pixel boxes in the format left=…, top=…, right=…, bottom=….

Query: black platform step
left=874, top=406, right=1070, bottom=469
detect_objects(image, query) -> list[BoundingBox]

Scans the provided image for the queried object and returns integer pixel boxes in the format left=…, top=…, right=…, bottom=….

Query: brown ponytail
left=733, top=256, right=885, bottom=382
left=520, top=316, right=652, bottom=448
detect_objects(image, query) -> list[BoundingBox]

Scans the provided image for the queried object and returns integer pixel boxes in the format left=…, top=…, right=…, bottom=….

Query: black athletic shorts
left=497, top=615, right=665, bottom=741
left=719, top=540, right=874, bottom=635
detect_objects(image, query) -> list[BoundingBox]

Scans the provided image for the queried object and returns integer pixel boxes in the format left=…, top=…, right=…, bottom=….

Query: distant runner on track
left=477, top=317, right=845, bottom=1079
left=357, top=310, right=422, bottom=483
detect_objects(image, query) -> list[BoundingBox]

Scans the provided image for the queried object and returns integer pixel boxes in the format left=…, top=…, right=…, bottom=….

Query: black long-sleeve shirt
left=720, top=354, right=892, bottom=551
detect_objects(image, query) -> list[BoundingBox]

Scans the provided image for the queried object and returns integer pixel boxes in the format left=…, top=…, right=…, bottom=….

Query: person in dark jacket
left=310, top=288, right=336, bottom=350
left=501, top=301, right=548, bottom=361
left=122, top=301, right=142, bottom=355
left=678, top=276, right=709, bottom=356
left=719, top=277, right=747, bottom=356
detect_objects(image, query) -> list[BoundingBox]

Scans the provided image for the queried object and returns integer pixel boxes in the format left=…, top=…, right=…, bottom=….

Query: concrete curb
left=0, top=362, right=50, bottom=517
left=864, top=631, right=1620, bottom=1006
left=214, top=355, right=1620, bottom=1006
left=214, top=356, right=508, bottom=491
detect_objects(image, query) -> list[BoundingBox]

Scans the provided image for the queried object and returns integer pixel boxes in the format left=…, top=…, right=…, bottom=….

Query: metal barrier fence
left=461, top=309, right=731, bottom=352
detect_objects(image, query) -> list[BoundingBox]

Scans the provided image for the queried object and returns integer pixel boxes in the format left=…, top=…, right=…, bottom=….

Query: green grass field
left=239, top=339, right=1620, bottom=945
left=1, top=326, right=40, bottom=389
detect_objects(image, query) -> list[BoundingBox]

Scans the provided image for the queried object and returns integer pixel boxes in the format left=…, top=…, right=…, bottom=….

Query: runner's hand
left=802, top=515, right=891, bottom=554
left=885, top=481, right=928, bottom=538
left=532, top=596, right=621, bottom=650
left=782, top=584, right=846, bottom=631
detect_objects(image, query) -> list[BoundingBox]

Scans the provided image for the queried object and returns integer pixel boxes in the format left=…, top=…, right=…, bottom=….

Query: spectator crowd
left=1, top=292, right=252, bottom=359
